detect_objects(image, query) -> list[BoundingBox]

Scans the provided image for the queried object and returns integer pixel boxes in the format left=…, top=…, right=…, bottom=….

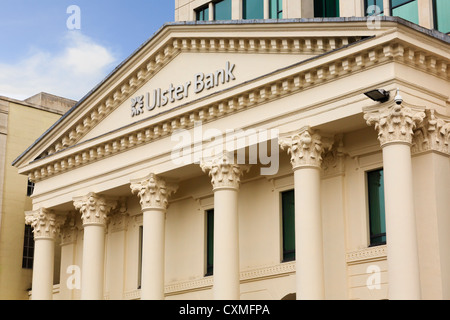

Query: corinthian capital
left=364, top=99, right=425, bottom=147
left=412, top=109, right=450, bottom=155
left=25, top=208, right=65, bottom=240
left=200, top=152, right=250, bottom=190
left=73, top=192, right=117, bottom=226
left=130, top=173, right=178, bottom=211
left=279, top=127, right=327, bottom=169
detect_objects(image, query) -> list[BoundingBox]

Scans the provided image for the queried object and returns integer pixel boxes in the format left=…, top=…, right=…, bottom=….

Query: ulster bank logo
left=131, top=61, right=236, bottom=117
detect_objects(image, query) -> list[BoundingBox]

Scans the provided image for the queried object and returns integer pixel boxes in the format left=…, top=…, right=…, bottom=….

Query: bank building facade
left=12, top=0, right=449, bottom=300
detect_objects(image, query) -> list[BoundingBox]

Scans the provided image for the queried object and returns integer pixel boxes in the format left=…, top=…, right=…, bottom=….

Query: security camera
left=394, top=89, right=403, bottom=105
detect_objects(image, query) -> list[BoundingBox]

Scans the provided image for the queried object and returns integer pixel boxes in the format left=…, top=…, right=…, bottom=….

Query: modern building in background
left=10, top=0, right=450, bottom=300
left=0, top=93, right=75, bottom=299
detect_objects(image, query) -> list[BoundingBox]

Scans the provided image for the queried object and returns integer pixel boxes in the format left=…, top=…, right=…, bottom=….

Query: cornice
left=22, top=35, right=449, bottom=182
left=38, top=35, right=361, bottom=159
left=346, top=245, right=387, bottom=265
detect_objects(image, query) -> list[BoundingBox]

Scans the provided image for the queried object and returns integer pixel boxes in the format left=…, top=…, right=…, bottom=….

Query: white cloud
left=0, top=31, right=117, bottom=101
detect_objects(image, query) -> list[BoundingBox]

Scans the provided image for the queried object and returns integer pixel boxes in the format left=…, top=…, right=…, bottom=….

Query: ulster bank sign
left=131, top=61, right=236, bottom=118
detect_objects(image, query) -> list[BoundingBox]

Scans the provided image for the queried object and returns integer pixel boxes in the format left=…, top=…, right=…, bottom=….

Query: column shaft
left=141, top=208, right=166, bottom=300
left=364, top=98, right=425, bottom=299
left=294, top=167, right=325, bottom=299
left=213, top=188, right=240, bottom=300
left=382, top=143, right=421, bottom=299
left=31, top=239, right=55, bottom=300
left=130, top=173, right=177, bottom=300
left=81, top=225, right=106, bottom=300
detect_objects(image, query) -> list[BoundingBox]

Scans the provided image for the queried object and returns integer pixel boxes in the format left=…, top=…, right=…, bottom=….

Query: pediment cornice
left=14, top=22, right=449, bottom=182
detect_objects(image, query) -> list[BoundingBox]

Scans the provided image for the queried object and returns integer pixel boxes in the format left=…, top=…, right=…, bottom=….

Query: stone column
left=73, top=193, right=117, bottom=300
left=201, top=153, right=249, bottom=300
left=280, top=127, right=328, bottom=300
left=59, top=213, right=78, bottom=300
left=106, top=199, right=128, bottom=300
left=364, top=99, right=425, bottom=300
left=25, top=208, right=64, bottom=300
left=130, top=174, right=177, bottom=300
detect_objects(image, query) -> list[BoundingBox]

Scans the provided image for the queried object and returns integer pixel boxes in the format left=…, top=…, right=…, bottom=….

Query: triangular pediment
left=14, top=18, right=449, bottom=177
left=32, top=30, right=364, bottom=158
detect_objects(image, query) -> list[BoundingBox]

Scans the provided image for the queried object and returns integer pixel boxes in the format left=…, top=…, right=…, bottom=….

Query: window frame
left=314, top=0, right=341, bottom=18
left=364, top=0, right=384, bottom=16
left=205, top=208, right=214, bottom=277
left=137, top=225, right=143, bottom=289
left=214, top=0, right=232, bottom=20
left=195, top=4, right=210, bottom=21
left=22, top=224, right=35, bottom=269
left=366, top=168, right=387, bottom=247
left=280, top=189, right=295, bottom=263
left=389, top=0, right=419, bottom=24
left=432, top=0, right=450, bottom=34
left=269, top=0, right=283, bottom=19
left=242, top=0, right=265, bottom=20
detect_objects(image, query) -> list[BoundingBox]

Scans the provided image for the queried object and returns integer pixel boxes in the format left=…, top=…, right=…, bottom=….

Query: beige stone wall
left=0, top=99, right=66, bottom=299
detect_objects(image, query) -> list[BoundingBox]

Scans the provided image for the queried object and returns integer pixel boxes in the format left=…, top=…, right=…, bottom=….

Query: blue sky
left=0, top=1, right=175, bottom=101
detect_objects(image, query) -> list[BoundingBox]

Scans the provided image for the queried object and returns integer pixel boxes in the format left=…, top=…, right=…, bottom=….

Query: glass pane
left=243, top=0, right=264, bottom=19
left=270, top=0, right=283, bottom=19
left=282, top=190, right=295, bottom=261
left=367, top=169, right=386, bottom=246
left=206, top=209, right=214, bottom=275
left=365, top=0, right=384, bottom=15
left=214, top=0, right=232, bottom=20
left=392, top=0, right=419, bottom=24
left=196, top=7, right=209, bottom=21
left=314, top=0, right=340, bottom=18
left=434, top=0, right=450, bottom=33
left=391, top=0, right=414, bottom=8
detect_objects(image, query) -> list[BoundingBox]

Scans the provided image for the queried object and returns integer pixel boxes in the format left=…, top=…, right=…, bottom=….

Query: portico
left=15, top=18, right=449, bottom=300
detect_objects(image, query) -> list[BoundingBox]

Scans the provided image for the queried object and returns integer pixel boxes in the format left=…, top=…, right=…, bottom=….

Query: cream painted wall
left=0, top=101, right=63, bottom=300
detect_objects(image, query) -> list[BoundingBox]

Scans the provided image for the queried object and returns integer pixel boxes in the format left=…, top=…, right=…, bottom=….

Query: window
left=214, top=0, right=232, bottom=20
left=243, top=0, right=264, bottom=19
left=364, top=0, right=384, bottom=15
left=367, top=169, right=386, bottom=246
left=22, top=225, right=34, bottom=269
left=27, top=179, right=35, bottom=197
left=196, top=5, right=210, bottom=21
left=138, top=225, right=143, bottom=288
left=281, top=190, right=295, bottom=262
left=205, top=209, right=214, bottom=276
left=269, top=0, right=283, bottom=19
left=314, top=0, right=340, bottom=18
left=390, top=0, right=419, bottom=25
left=433, top=0, right=450, bottom=34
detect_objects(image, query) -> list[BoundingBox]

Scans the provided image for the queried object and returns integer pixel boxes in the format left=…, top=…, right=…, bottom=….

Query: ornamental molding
left=108, top=198, right=129, bottom=232
left=73, top=192, right=118, bottom=226
left=346, top=245, right=387, bottom=265
left=130, top=173, right=178, bottom=211
left=39, top=35, right=361, bottom=160
left=25, top=208, right=65, bottom=240
left=123, top=261, right=295, bottom=299
left=279, top=126, right=334, bottom=169
left=364, top=99, right=426, bottom=147
left=24, top=38, right=450, bottom=182
left=60, top=211, right=78, bottom=245
left=412, top=109, right=450, bottom=155
left=200, top=152, right=251, bottom=190
left=321, top=134, right=347, bottom=178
